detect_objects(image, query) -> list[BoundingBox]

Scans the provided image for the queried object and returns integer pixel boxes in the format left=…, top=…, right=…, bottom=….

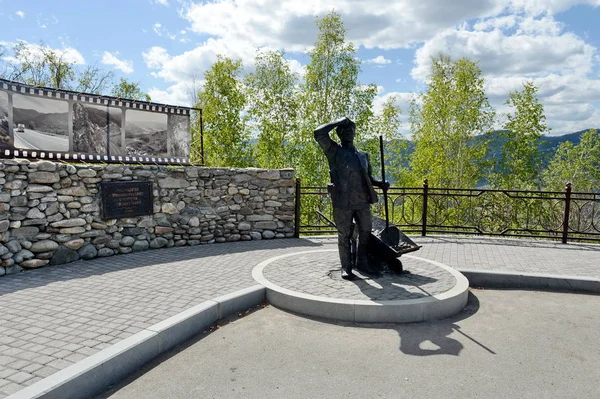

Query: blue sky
left=2, top=0, right=600, bottom=135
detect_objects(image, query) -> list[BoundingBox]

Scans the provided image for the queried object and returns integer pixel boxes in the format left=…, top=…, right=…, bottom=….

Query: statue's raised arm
left=313, top=117, right=351, bottom=158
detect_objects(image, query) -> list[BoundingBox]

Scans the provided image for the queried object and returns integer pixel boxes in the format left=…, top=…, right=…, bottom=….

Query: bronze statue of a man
left=314, top=117, right=389, bottom=280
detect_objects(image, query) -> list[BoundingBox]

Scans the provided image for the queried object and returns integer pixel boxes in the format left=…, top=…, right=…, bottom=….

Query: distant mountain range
left=381, top=128, right=598, bottom=168
left=126, top=120, right=166, bottom=136
left=480, top=128, right=598, bottom=168
left=13, top=107, right=68, bottom=135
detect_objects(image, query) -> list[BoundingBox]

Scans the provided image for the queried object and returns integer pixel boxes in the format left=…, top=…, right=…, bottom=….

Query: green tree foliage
left=490, top=81, right=548, bottom=189
left=5, top=42, right=76, bottom=89
left=187, top=75, right=204, bottom=164
left=410, top=54, right=495, bottom=188
left=196, top=55, right=250, bottom=167
left=0, top=45, right=9, bottom=78
left=0, top=42, right=120, bottom=98
left=111, top=77, right=151, bottom=101
left=294, top=11, right=377, bottom=186
left=542, top=129, right=600, bottom=192
left=76, top=64, right=114, bottom=95
left=246, top=49, right=299, bottom=169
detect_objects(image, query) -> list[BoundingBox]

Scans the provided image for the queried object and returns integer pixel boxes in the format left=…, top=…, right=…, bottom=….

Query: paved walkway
left=1, top=235, right=599, bottom=397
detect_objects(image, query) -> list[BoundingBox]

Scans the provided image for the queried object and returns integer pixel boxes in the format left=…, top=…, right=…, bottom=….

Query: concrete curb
left=7, top=285, right=266, bottom=399
left=460, top=270, right=600, bottom=294
left=252, top=251, right=470, bottom=323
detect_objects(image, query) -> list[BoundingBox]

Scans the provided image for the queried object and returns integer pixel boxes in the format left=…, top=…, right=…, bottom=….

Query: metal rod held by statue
left=379, top=135, right=389, bottom=230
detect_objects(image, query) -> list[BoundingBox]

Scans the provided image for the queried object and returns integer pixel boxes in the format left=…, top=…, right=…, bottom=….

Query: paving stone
left=7, top=371, right=34, bottom=384
left=0, top=381, right=23, bottom=395
left=0, top=357, right=17, bottom=367
left=33, top=366, right=59, bottom=379
left=0, top=369, right=16, bottom=379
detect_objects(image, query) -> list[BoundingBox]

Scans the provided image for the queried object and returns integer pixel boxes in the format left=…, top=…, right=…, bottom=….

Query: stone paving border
left=252, top=251, right=470, bottom=323
left=462, top=270, right=600, bottom=294
left=7, top=286, right=266, bottom=399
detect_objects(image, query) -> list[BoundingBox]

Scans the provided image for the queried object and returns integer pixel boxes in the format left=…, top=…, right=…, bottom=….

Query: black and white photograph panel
left=168, top=114, right=190, bottom=158
left=73, top=102, right=122, bottom=155
left=125, top=110, right=167, bottom=157
left=0, top=91, right=11, bottom=149
left=12, top=94, right=69, bottom=152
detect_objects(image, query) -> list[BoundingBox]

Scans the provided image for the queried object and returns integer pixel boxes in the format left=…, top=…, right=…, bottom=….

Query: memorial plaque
left=100, top=181, right=153, bottom=219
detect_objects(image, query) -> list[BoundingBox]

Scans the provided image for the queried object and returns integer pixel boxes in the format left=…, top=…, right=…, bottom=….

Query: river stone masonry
left=0, top=159, right=296, bottom=276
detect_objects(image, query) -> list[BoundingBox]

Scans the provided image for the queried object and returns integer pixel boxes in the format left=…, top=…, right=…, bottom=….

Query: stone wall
left=0, top=159, right=296, bottom=277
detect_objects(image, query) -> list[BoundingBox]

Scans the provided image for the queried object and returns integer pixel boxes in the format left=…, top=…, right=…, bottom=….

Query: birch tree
left=410, top=54, right=495, bottom=188
left=246, top=50, right=299, bottom=169
left=490, top=81, right=548, bottom=189
left=196, top=55, right=250, bottom=167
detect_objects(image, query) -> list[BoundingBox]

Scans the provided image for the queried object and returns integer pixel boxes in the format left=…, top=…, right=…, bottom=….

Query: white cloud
left=154, top=0, right=169, bottom=6
left=147, top=73, right=211, bottom=106
left=153, top=22, right=177, bottom=40
left=287, top=58, right=306, bottom=77
left=1, top=41, right=85, bottom=65
left=416, top=24, right=600, bottom=132
left=101, top=51, right=134, bottom=74
left=412, top=17, right=595, bottom=81
left=509, top=0, right=600, bottom=16
left=409, top=9, right=600, bottom=135
left=153, top=23, right=163, bottom=36
left=473, top=15, right=516, bottom=31
left=366, top=55, right=391, bottom=65
left=143, top=46, right=171, bottom=69
left=486, top=74, right=600, bottom=133
left=142, top=41, right=306, bottom=105
left=374, top=91, right=414, bottom=113
left=15, top=11, right=25, bottom=19
left=143, top=37, right=258, bottom=85
left=182, top=0, right=506, bottom=51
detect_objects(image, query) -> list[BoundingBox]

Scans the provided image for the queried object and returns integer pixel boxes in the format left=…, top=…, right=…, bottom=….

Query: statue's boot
left=338, top=243, right=356, bottom=280
left=356, top=231, right=379, bottom=276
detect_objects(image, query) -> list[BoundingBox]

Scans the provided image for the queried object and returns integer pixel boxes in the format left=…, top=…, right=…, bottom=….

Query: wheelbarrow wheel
left=386, top=258, right=403, bottom=274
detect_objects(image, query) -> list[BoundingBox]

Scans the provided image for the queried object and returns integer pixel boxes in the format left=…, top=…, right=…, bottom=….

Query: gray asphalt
left=13, top=128, right=68, bottom=151
left=98, top=289, right=600, bottom=399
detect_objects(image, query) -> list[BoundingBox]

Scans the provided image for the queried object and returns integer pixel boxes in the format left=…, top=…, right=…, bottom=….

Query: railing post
left=294, top=178, right=301, bottom=238
left=561, top=182, right=572, bottom=244
left=421, top=179, right=429, bottom=237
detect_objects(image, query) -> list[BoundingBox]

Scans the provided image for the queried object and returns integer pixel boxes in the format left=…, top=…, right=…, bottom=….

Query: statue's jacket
left=314, top=130, right=379, bottom=210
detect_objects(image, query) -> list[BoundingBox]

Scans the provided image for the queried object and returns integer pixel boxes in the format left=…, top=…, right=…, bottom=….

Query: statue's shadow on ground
left=328, top=266, right=439, bottom=301
left=391, top=292, right=492, bottom=357
left=346, top=270, right=491, bottom=357
left=352, top=269, right=438, bottom=301
left=286, top=290, right=493, bottom=357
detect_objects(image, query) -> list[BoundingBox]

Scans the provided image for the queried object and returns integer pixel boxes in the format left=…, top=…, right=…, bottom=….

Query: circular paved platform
left=252, top=249, right=469, bottom=323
